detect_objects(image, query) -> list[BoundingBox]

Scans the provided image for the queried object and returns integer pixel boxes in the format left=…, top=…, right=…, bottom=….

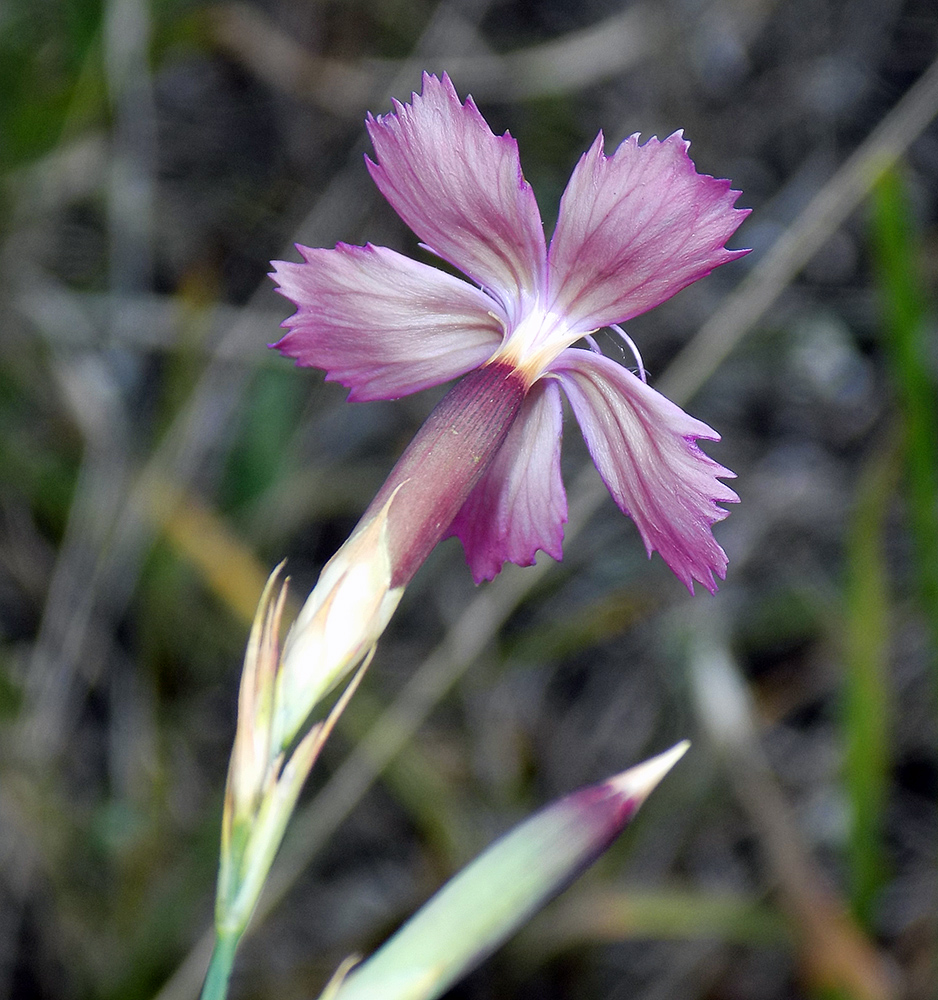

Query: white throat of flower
left=488, top=305, right=588, bottom=387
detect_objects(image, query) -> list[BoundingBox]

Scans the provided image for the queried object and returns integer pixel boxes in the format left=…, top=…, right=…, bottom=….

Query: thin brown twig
left=208, top=2, right=667, bottom=115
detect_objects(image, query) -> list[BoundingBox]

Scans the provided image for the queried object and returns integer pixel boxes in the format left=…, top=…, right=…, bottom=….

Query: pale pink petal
left=366, top=72, right=546, bottom=321
left=271, top=243, right=504, bottom=402
left=553, top=350, right=738, bottom=593
left=548, top=131, right=750, bottom=332
left=448, top=380, right=566, bottom=583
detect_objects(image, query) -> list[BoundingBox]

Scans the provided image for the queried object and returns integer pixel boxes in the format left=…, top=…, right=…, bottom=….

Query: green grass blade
left=870, top=167, right=938, bottom=678
left=842, top=440, right=898, bottom=925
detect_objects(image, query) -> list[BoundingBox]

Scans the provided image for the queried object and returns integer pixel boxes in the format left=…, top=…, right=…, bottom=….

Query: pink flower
left=272, top=73, right=749, bottom=594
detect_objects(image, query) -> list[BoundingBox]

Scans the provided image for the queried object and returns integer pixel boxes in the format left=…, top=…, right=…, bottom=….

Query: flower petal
left=548, top=131, right=750, bottom=332
left=366, top=72, right=547, bottom=321
left=271, top=243, right=504, bottom=401
left=553, top=350, right=738, bottom=593
left=448, top=380, right=566, bottom=583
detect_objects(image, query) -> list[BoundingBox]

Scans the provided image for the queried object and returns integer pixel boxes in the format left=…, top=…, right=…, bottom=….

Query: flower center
left=487, top=305, right=588, bottom=387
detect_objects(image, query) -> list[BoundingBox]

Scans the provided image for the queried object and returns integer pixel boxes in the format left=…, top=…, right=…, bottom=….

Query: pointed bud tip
left=609, top=740, right=690, bottom=805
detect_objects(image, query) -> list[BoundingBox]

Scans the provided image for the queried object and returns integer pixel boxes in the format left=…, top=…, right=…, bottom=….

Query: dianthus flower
left=272, top=73, right=748, bottom=594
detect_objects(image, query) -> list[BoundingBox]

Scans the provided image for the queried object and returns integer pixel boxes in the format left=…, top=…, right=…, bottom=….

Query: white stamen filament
left=610, top=324, right=647, bottom=382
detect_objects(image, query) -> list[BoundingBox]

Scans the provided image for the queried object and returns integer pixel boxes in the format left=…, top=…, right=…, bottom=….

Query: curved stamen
left=583, top=334, right=603, bottom=355
left=610, top=324, right=647, bottom=382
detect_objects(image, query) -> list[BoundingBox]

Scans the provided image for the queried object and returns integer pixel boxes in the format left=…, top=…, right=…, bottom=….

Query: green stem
left=200, top=930, right=241, bottom=1000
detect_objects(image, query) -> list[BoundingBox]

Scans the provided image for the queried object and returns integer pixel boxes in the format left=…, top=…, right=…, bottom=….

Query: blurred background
left=2, top=0, right=938, bottom=998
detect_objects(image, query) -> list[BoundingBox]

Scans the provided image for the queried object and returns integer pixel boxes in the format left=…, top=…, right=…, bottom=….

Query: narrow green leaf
left=870, top=167, right=938, bottom=680
left=842, top=440, right=898, bottom=925
left=327, top=743, right=689, bottom=1000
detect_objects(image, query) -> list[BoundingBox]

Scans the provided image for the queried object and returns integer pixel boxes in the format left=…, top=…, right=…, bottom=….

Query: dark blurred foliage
left=2, top=0, right=938, bottom=999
